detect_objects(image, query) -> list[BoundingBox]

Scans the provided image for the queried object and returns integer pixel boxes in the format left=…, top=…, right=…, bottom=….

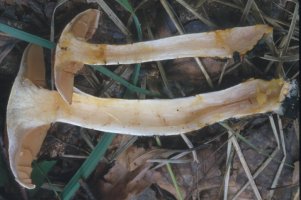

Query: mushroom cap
left=7, top=44, right=54, bottom=189
left=54, top=9, right=100, bottom=104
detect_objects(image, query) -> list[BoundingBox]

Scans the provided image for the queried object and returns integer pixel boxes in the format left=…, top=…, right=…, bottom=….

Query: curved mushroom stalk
left=54, top=9, right=273, bottom=103
left=8, top=45, right=292, bottom=189
left=7, top=45, right=59, bottom=189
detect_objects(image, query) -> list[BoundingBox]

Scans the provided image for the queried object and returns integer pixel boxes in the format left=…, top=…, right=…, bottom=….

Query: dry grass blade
left=220, top=122, right=262, bottom=200
left=60, top=154, right=88, bottom=159
left=90, top=0, right=131, bottom=36
left=240, top=0, right=254, bottom=23
left=263, top=36, right=279, bottom=74
left=195, top=58, right=214, bottom=88
left=267, top=115, right=287, bottom=199
left=152, top=151, right=190, bottom=170
left=138, top=76, right=147, bottom=99
left=174, top=0, right=216, bottom=27
left=0, top=41, right=16, bottom=64
left=146, top=25, right=174, bottom=98
left=41, top=183, right=64, bottom=192
left=264, top=61, right=275, bottom=73
left=250, top=1, right=266, bottom=23
left=160, top=0, right=184, bottom=34
left=213, top=62, right=241, bottom=82
left=232, top=149, right=279, bottom=200
left=213, top=0, right=295, bottom=29
left=212, top=0, right=242, bottom=10
left=147, top=159, right=191, bottom=164
left=99, top=65, right=128, bottom=95
left=291, top=71, right=299, bottom=79
left=232, top=115, right=281, bottom=199
left=155, top=137, right=184, bottom=200
left=160, top=0, right=214, bottom=88
left=275, top=2, right=299, bottom=78
left=218, top=60, right=230, bottom=86
left=244, top=58, right=263, bottom=75
left=272, top=2, right=294, bottom=15
left=80, top=67, right=100, bottom=90
left=223, top=132, right=233, bottom=200
left=80, top=128, right=95, bottom=150
left=268, top=115, right=280, bottom=149
left=196, top=0, right=208, bottom=8
left=224, top=62, right=241, bottom=76
left=261, top=54, right=299, bottom=62
left=180, top=134, right=199, bottom=163
left=278, top=2, right=299, bottom=57
left=293, top=119, right=299, bottom=141
left=108, top=136, right=137, bottom=162
left=293, top=188, right=300, bottom=200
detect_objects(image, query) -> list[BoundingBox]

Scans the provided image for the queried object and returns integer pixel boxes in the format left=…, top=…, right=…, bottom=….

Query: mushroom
left=54, top=9, right=273, bottom=103
left=7, top=44, right=292, bottom=189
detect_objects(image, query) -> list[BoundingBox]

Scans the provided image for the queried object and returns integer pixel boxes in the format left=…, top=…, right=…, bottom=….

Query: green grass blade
left=116, top=0, right=134, bottom=13
left=30, top=160, right=58, bottom=198
left=132, top=64, right=141, bottom=86
left=61, top=133, right=115, bottom=200
left=116, top=0, right=143, bottom=97
left=0, top=23, right=55, bottom=49
left=92, top=66, right=160, bottom=96
left=116, top=0, right=143, bottom=96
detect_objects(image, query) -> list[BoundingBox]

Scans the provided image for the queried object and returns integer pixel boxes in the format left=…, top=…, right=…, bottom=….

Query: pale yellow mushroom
left=54, top=9, right=273, bottom=104
left=7, top=44, right=292, bottom=189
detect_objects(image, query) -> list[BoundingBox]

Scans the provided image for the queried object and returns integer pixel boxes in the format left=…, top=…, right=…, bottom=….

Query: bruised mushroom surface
left=54, top=9, right=273, bottom=103
left=7, top=44, right=292, bottom=189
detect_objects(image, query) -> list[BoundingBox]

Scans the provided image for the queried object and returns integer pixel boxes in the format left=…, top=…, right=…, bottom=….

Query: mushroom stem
left=60, top=24, right=272, bottom=66
left=54, top=9, right=273, bottom=104
left=58, top=79, right=288, bottom=136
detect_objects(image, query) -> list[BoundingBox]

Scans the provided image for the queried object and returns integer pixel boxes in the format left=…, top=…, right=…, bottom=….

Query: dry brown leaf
left=98, top=146, right=169, bottom=200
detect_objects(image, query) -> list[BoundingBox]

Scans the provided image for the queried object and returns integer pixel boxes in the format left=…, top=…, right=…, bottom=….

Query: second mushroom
left=54, top=9, right=273, bottom=104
